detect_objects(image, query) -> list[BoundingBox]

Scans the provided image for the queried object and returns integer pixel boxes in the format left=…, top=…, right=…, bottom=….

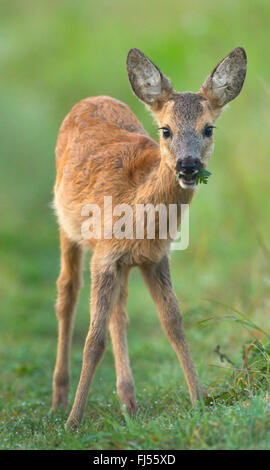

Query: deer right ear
left=126, top=48, right=174, bottom=110
left=200, top=47, right=247, bottom=110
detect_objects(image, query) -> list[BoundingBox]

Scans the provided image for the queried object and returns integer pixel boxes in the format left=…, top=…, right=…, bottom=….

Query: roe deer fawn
left=52, top=47, right=247, bottom=429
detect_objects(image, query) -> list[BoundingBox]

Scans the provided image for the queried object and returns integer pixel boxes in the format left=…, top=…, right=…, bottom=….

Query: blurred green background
left=0, top=0, right=270, bottom=449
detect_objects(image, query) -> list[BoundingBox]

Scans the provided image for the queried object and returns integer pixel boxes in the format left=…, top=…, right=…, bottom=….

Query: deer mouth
left=177, top=171, right=198, bottom=189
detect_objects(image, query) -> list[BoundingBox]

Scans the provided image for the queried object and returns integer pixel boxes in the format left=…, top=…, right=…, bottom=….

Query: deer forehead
left=158, top=93, right=214, bottom=134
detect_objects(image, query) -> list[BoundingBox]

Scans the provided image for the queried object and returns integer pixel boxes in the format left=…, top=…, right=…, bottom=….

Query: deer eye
left=159, top=127, right=171, bottom=139
left=203, top=125, right=215, bottom=137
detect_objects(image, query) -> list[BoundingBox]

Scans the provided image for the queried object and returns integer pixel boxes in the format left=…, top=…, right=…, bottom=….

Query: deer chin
left=179, top=179, right=196, bottom=189
left=178, top=172, right=197, bottom=190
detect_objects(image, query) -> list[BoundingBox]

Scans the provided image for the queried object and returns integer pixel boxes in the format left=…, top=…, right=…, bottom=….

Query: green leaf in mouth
left=195, top=168, right=212, bottom=185
left=176, top=168, right=212, bottom=185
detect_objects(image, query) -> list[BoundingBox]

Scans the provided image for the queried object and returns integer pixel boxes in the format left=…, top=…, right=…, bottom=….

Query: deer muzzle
left=175, top=157, right=203, bottom=188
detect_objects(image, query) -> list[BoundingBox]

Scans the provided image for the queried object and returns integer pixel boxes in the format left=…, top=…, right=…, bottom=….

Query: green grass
left=1, top=0, right=270, bottom=450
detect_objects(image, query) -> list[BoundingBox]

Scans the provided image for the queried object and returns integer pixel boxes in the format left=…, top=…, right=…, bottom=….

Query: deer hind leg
left=52, top=229, right=83, bottom=410
left=139, top=256, right=203, bottom=406
left=65, top=253, right=122, bottom=429
left=109, top=267, right=137, bottom=417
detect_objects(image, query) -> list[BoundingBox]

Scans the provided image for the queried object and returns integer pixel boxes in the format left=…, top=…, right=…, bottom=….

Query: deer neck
left=136, top=155, right=195, bottom=207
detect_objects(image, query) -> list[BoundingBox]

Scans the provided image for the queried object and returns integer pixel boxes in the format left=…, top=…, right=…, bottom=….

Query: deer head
left=127, top=47, right=247, bottom=189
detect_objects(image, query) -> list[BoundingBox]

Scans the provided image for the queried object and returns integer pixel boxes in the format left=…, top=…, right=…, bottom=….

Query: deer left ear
left=126, top=48, right=174, bottom=110
left=200, top=47, right=247, bottom=109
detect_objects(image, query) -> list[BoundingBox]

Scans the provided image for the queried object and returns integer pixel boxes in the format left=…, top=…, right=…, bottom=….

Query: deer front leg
left=139, top=256, right=203, bottom=406
left=65, top=254, right=121, bottom=430
left=109, top=268, right=137, bottom=417
left=52, top=229, right=83, bottom=410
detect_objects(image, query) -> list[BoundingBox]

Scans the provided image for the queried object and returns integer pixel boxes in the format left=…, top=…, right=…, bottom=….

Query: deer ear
left=200, top=47, right=247, bottom=109
left=126, top=48, right=174, bottom=109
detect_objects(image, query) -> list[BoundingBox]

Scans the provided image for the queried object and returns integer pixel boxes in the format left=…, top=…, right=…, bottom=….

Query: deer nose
left=175, top=157, right=202, bottom=174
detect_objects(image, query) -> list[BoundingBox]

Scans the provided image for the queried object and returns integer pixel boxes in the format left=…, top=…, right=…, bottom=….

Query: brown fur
left=52, top=47, right=247, bottom=429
